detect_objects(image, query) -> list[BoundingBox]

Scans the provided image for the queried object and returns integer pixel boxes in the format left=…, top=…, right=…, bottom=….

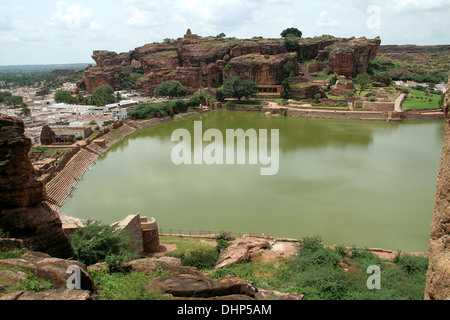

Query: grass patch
left=159, top=236, right=216, bottom=257
left=90, top=268, right=171, bottom=300
left=0, top=264, right=53, bottom=294
left=402, top=89, right=442, bottom=110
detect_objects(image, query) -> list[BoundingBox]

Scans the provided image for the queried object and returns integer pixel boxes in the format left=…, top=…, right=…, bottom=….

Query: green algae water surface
left=61, top=111, right=445, bottom=252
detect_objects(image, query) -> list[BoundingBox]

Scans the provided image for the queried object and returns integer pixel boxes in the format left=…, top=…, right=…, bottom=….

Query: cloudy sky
left=1, top=0, right=449, bottom=65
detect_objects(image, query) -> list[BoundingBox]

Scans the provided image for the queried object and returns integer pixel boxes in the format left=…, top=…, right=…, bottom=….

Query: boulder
left=0, top=252, right=94, bottom=291
left=121, top=257, right=198, bottom=276
left=255, top=288, right=304, bottom=300
left=215, top=238, right=270, bottom=269
left=151, top=274, right=257, bottom=299
left=0, top=289, right=92, bottom=300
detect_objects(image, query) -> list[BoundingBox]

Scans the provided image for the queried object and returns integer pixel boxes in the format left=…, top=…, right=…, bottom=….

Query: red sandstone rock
left=79, top=32, right=380, bottom=95
left=215, top=238, right=270, bottom=268
left=0, top=251, right=93, bottom=291
left=425, top=78, right=450, bottom=300
left=151, top=274, right=257, bottom=299
left=0, top=115, right=73, bottom=258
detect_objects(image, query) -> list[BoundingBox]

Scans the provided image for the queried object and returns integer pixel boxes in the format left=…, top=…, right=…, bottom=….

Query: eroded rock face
left=0, top=115, right=73, bottom=258
left=425, top=79, right=450, bottom=300
left=80, top=32, right=380, bottom=95
left=326, top=37, right=381, bottom=78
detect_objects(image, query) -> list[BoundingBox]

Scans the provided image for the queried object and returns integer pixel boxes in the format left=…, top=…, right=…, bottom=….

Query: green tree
left=221, top=77, right=258, bottom=100
left=54, top=90, right=76, bottom=104
left=4, top=95, right=23, bottom=108
left=91, top=85, right=116, bottom=106
left=281, top=78, right=290, bottom=100
left=284, top=37, right=300, bottom=52
left=281, top=27, right=303, bottom=38
left=354, top=73, right=373, bottom=95
left=153, top=80, right=188, bottom=99
left=20, top=106, right=31, bottom=117
left=0, top=91, right=12, bottom=102
left=283, top=61, right=295, bottom=78
left=217, top=33, right=226, bottom=38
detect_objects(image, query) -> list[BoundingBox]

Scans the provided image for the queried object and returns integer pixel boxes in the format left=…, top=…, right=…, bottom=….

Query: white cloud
left=388, top=0, right=450, bottom=13
left=89, top=21, right=103, bottom=30
left=316, top=11, right=340, bottom=27
left=50, top=4, right=93, bottom=30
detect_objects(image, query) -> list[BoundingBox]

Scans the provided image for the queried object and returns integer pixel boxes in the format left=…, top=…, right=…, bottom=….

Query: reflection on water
left=62, top=111, right=444, bottom=252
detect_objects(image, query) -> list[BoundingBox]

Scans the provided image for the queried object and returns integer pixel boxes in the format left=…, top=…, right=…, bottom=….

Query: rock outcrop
left=425, top=78, right=450, bottom=300
left=80, top=31, right=380, bottom=95
left=326, top=37, right=381, bottom=78
left=0, top=251, right=94, bottom=291
left=215, top=237, right=270, bottom=269
left=0, top=115, right=73, bottom=258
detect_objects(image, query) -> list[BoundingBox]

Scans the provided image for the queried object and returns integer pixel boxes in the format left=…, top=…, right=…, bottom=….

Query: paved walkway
left=394, top=93, right=406, bottom=112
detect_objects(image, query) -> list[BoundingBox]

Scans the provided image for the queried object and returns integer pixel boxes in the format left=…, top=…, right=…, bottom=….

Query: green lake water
left=61, top=111, right=446, bottom=252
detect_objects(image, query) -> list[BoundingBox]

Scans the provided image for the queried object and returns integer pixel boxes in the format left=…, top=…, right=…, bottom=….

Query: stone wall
left=425, top=78, right=450, bottom=300
left=362, top=101, right=395, bottom=112
left=142, top=217, right=160, bottom=254
left=112, top=214, right=144, bottom=256
left=287, top=108, right=386, bottom=120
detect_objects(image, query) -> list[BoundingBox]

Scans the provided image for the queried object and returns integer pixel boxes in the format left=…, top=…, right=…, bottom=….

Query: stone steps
left=45, top=149, right=99, bottom=211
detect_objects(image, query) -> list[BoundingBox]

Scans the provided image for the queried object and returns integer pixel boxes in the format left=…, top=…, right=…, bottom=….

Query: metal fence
left=158, top=228, right=270, bottom=239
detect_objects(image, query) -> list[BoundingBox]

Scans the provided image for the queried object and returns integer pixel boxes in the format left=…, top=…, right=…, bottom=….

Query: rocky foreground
left=0, top=237, right=302, bottom=300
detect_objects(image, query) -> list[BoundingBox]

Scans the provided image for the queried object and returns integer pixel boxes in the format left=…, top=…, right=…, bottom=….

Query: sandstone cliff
left=0, top=115, right=73, bottom=259
left=79, top=32, right=380, bottom=95
left=425, top=78, right=450, bottom=300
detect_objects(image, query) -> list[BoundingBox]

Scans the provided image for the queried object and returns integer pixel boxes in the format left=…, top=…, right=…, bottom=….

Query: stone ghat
left=45, top=149, right=99, bottom=212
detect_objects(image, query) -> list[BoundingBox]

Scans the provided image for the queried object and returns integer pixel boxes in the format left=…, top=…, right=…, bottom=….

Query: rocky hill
left=370, top=45, right=449, bottom=84
left=78, top=30, right=380, bottom=95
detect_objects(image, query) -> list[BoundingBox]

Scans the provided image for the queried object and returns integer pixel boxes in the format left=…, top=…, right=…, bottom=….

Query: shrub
left=188, top=94, right=203, bottom=107
left=293, top=266, right=350, bottom=300
left=69, top=220, right=137, bottom=270
left=179, top=248, right=219, bottom=270
left=172, top=99, right=188, bottom=114
left=314, top=93, right=322, bottom=103
left=394, top=254, right=429, bottom=275
left=0, top=248, right=26, bottom=259
left=216, top=231, right=235, bottom=242
left=128, top=103, right=171, bottom=120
